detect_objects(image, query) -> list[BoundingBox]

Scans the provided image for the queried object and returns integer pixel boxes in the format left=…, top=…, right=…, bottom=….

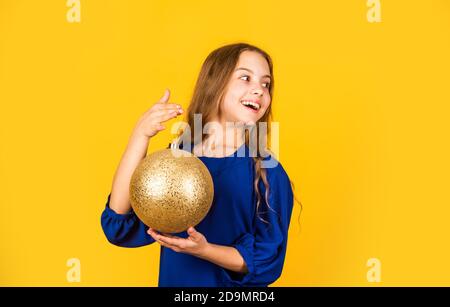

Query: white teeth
left=241, top=100, right=260, bottom=110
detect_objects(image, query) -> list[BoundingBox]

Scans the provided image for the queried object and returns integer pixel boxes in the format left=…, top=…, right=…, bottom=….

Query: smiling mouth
left=240, top=100, right=260, bottom=111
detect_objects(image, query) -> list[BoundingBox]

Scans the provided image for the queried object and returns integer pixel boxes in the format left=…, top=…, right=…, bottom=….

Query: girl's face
left=219, top=51, right=272, bottom=125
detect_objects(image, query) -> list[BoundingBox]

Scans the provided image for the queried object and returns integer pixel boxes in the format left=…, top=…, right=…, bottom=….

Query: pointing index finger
left=158, top=88, right=170, bottom=104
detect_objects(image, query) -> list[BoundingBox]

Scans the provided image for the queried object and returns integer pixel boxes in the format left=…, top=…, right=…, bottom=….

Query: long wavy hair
left=175, top=43, right=302, bottom=225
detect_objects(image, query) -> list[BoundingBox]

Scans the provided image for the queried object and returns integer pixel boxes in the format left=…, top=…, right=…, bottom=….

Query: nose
left=251, top=86, right=263, bottom=96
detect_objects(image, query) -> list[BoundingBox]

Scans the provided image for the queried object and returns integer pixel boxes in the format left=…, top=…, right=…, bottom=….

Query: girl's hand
left=147, top=227, right=209, bottom=257
left=133, top=89, right=183, bottom=139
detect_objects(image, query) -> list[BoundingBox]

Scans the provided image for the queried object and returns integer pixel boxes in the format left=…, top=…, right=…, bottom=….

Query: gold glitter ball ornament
left=129, top=148, right=214, bottom=233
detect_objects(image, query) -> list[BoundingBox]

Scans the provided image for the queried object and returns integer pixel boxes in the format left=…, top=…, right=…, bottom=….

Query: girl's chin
left=229, top=114, right=260, bottom=126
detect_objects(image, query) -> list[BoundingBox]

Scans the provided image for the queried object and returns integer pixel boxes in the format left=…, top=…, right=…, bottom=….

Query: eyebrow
left=235, top=67, right=271, bottom=80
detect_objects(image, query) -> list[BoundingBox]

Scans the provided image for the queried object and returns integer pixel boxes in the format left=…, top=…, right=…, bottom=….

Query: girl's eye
left=240, top=75, right=270, bottom=88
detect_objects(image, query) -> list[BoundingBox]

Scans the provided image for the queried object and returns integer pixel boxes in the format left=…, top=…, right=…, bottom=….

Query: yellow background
left=1, top=0, right=449, bottom=286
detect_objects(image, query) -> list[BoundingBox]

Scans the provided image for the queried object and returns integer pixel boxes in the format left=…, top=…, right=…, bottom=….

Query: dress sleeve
left=100, top=193, right=155, bottom=248
left=222, top=162, right=294, bottom=286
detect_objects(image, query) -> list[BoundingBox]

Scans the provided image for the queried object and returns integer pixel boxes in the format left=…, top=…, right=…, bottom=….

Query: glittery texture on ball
left=129, top=148, right=214, bottom=233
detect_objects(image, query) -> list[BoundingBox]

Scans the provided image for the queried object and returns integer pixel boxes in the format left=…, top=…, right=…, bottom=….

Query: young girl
left=101, top=43, right=296, bottom=287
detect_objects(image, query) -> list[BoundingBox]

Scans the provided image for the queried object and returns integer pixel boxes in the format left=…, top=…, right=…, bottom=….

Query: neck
left=196, top=117, right=246, bottom=157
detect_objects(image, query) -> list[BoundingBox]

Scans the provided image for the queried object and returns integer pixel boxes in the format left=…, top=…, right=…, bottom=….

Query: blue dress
left=100, top=142, right=294, bottom=287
